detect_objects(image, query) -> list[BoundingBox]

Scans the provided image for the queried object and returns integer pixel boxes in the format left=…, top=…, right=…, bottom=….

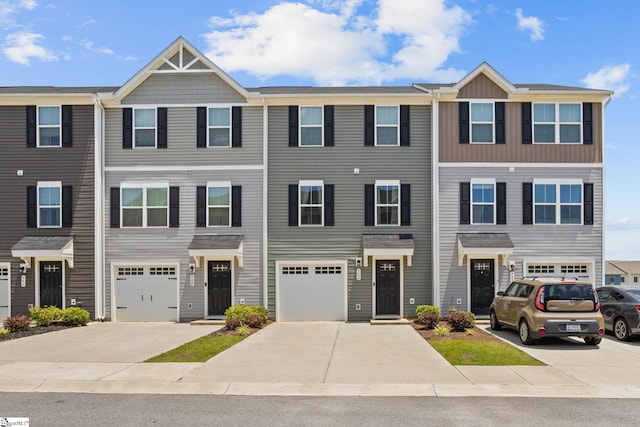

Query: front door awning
left=11, top=236, right=74, bottom=268
left=362, top=234, right=415, bottom=267
left=457, top=233, right=514, bottom=267
left=188, top=235, right=244, bottom=267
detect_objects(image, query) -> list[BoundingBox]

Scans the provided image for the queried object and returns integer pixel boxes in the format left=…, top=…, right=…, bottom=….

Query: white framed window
left=133, top=108, right=157, bottom=148
left=207, top=181, right=231, bottom=227
left=37, top=181, right=61, bottom=228
left=470, top=102, right=494, bottom=143
left=533, top=103, right=582, bottom=144
left=38, top=106, right=61, bottom=147
left=375, top=106, right=399, bottom=146
left=375, top=180, right=400, bottom=226
left=471, top=179, right=495, bottom=224
left=534, top=180, right=582, bottom=225
left=299, top=106, right=323, bottom=146
left=208, top=107, right=231, bottom=147
left=299, top=180, right=323, bottom=226
left=121, top=183, right=168, bottom=227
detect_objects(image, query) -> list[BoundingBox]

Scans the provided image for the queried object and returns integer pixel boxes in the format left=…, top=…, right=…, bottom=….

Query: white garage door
left=114, top=265, right=178, bottom=322
left=0, top=266, right=8, bottom=321
left=278, top=264, right=345, bottom=321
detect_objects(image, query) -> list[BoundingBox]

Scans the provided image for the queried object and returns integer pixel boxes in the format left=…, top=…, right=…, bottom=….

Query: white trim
left=203, top=258, right=235, bottom=319
left=94, top=95, right=105, bottom=319
left=374, top=180, right=401, bottom=226
left=298, top=105, right=324, bottom=147
left=132, top=107, right=157, bottom=149
left=469, top=101, right=495, bottom=144
left=105, top=165, right=264, bottom=172
left=374, top=105, right=400, bottom=146
left=371, top=256, right=404, bottom=319
left=36, top=105, right=62, bottom=148
left=470, top=178, right=497, bottom=225
left=37, top=181, right=62, bottom=228
left=432, top=95, right=440, bottom=310
left=189, top=241, right=243, bottom=268
left=448, top=62, right=517, bottom=95
left=262, top=100, right=269, bottom=309
left=523, top=258, right=595, bottom=284
left=466, top=256, right=499, bottom=312
left=35, top=259, right=66, bottom=309
left=532, top=102, right=582, bottom=144
left=531, top=180, right=583, bottom=225
left=457, top=240, right=512, bottom=268
left=298, top=180, right=324, bottom=226
left=206, top=181, right=232, bottom=228
left=440, top=162, right=603, bottom=168
left=120, top=183, right=170, bottom=228
left=207, top=106, right=232, bottom=148
left=12, top=239, right=74, bottom=269
left=0, top=263, right=10, bottom=319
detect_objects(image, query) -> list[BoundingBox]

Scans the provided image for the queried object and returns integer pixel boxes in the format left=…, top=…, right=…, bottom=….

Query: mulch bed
left=0, top=324, right=73, bottom=342
left=412, top=321, right=504, bottom=344
left=210, top=320, right=273, bottom=337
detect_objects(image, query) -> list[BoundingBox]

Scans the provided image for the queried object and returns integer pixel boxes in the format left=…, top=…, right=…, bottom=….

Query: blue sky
left=1, top=0, right=637, bottom=259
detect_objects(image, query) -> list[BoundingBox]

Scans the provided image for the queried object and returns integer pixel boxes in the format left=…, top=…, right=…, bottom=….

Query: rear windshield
left=543, top=284, right=595, bottom=300
left=627, top=289, right=640, bottom=299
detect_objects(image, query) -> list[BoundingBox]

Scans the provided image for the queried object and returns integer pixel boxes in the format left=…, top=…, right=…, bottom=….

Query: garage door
left=527, top=263, right=591, bottom=283
left=114, top=265, right=178, bottom=321
left=278, top=263, right=345, bottom=321
left=0, top=266, right=8, bottom=321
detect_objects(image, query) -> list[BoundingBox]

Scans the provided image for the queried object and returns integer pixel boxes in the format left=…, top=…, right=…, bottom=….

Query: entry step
left=190, top=319, right=225, bottom=325
left=369, top=318, right=410, bottom=325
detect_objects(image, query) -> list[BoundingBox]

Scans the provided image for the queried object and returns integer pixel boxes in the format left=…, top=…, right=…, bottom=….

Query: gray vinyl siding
left=438, top=166, right=603, bottom=311
left=267, top=105, right=433, bottom=320
left=104, top=170, right=263, bottom=321
left=104, top=106, right=263, bottom=167
left=0, top=105, right=95, bottom=316
left=121, top=73, right=247, bottom=105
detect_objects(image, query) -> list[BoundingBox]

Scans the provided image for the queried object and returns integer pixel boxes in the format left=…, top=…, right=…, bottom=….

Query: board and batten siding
left=104, top=170, right=263, bottom=321
left=267, top=105, right=433, bottom=320
left=0, top=105, right=95, bottom=316
left=438, top=166, right=603, bottom=311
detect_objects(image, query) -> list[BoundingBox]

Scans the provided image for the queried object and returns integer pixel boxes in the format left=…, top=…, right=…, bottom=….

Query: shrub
left=3, top=315, right=31, bottom=333
left=236, top=324, right=251, bottom=337
left=0, top=328, right=8, bottom=335
left=415, top=312, right=440, bottom=329
left=415, top=305, right=441, bottom=318
left=224, top=305, right=268, bottom=330
left=61, top=307, right=90, bottom=326
left=435, top=325, right=450, bottom=337
left=446, top=311, right=476, bottom=332
left=29, top=306, right=63, bottom=326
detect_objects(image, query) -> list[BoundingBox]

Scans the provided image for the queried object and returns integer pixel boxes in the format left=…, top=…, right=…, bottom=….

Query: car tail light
left=535, top=287, right=545, bottom=311
left=599, top=328, right=604, bottom=335
left=634, top=305, right=640, bottom=314
left=593, top=289, right=600, bottom=311
left=538, top=327, right=546, bottom=335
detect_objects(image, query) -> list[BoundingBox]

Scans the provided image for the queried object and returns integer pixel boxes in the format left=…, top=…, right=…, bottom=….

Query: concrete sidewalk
left=0, top=321, right=639, bottom=397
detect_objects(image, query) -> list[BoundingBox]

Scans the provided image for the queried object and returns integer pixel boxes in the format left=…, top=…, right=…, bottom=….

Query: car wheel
left=614, top=317, right=631, bottom=341
left=490, top=310, right=502, bottom=331
left=584, top=336, right=602, bottom=345
left=519, top=319, right=535, bottom=345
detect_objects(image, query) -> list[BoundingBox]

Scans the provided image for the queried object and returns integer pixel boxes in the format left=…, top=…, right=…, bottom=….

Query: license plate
left=566, top=324, right=581, bottom=332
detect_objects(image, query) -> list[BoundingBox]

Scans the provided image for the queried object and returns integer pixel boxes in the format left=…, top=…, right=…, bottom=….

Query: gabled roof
left=452, top=62, right=516, bottom=94
left=606, top=261, right=640, bottom=275
left=113, top=36, right=249, bottom=100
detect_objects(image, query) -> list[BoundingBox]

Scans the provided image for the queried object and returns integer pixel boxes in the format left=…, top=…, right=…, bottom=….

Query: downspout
left=262, top=97, right=269, bottom=311
left=601, top=94, right=612, bottom=287
left=93, top=94, right=106, bottom=320
left=432, top=93, right=440, bottom=308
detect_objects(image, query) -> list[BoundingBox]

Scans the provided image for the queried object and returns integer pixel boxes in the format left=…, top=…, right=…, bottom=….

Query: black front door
left=376, top=260, right=400, bottom=316
left=471, top=259, right=494, bottom=316
left=208, top=261, right=231, bottom=316
left=40, top=261, right=63, bottom=308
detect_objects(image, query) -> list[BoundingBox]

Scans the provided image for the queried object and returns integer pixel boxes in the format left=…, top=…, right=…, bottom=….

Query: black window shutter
left=460, top=182, right=470, bottom=225
left=27, top=186, right=37, bottom=228
left=584, top=183, right=594, bottom=225
left=26, top=106, right=36, bottom=147
left=196, top=107, right=207, bottom=148
left=324, top=105, right=334, bottom=147
left=522, top=102, right=532, bottom=144
left=288, top=184, right=298, bottom=226
left=583, top=103, right=593, bottom=145
left=157, top=108, right=167, bottom=149
left=62, top=185, right=73, bottom=227
left=122, top=108, right=132, bottom=149
left=288, top=106, right=298, bottom=147
left=523, top=183, right=533, bottom=225
left=364, top=184, right=374, bottom=226
left=400, top=105, right=410, bottom=146
left=324, top=184, right=334, bottom=226
left=459, top=102, right=469, bottom=144
left=169, top=186, right=179, bottom=228
left=495, top=102, right=505, bottom=144
left=232, top=185, right=242, bottom=227
left=401, top=184, right=411, bottom=225
left=62, top=105, right=73, bottom=147
left=496, top=182, right=507, bottom=224
left=364, top=105, right=374, bottom=146
left=110, top=187, right=120, bottom=228
left=232, top=107, right=242, bottom=147
left=196, top=186, right=206, bottom=227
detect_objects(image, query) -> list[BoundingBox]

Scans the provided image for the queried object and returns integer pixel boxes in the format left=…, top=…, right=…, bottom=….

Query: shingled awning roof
left=188, top=235, right=244, bottom=267
left=11, top=236, right=74, bottom=268
left=362, top=234, right=414, bottom=267
left=457, top=233, right=514, bottom=267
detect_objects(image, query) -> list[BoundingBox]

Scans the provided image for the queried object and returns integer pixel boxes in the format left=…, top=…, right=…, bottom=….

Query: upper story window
left=376, top=180, right=400, bottom=225
left=38, top=106, right=61, bottom=147
left=38, top=181, right=61, bottom=227
left=299, top=180, right=323, bottom=226
left=470, top=103, right=494, bottom=143
left=207, top=182, right=231, bottom=227
left=533, top=103, right=581, bottom=144
left=376, top=106, right=399, bottom=146
left=534, top=180, right=582, bottom=224
left=299, top=106, right=323, bottom=146
left=134, top=108, right=157, bottom=148
left=208, top=107, right=231, bottom=147
left=471, top=180, right=495, bottom=224
left=121, top=184, right=168, bottom=227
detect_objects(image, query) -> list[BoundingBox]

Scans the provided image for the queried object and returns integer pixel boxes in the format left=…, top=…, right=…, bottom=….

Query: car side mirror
left=497, top=291, right=504, bottom=296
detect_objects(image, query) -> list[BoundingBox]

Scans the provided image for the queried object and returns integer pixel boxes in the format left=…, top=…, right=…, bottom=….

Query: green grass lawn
left=428, top=340, right=545, bottom=366
left=145, top=334, right=246, bottom=363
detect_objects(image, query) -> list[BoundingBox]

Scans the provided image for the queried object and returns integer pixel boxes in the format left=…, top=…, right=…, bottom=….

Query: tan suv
left=489, top=278, right=604, bottom=345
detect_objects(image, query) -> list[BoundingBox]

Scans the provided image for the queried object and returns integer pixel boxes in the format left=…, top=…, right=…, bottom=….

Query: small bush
left=224, top=304, right=268, bottom=330
left=236, top=324, right=251, bottom=337
left=244, top=314, right=265, bottom=328
left=435, top=325, right=450, bottom=337
left=447, top=311, right=476, bottom=331
left=29, top=306, right=63, bottom=326
left=3, top=315, right=31, bottom=333
left=415, top=305, right=441, bottom=318
left=0, top=328, right=8, bottom=335
left=415, top=312, right=440, bottom=329
left=61, top=307, right=90, bottom=326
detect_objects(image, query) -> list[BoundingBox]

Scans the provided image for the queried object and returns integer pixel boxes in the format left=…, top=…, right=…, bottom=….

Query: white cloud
left=515, top=8, right=544, bottom=42
left=79, top=17, right=95, bottom=28
left=2, top=31, right=56, bottom=65
left=81, top=39, right=114, bottom=55
left=19, top=0, right=36, bottom=10
left=581, top=64, right=631, bottom=96
left=0, top=0, right=37, bottom=28
left=202, top=0, right=471, bottom=85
